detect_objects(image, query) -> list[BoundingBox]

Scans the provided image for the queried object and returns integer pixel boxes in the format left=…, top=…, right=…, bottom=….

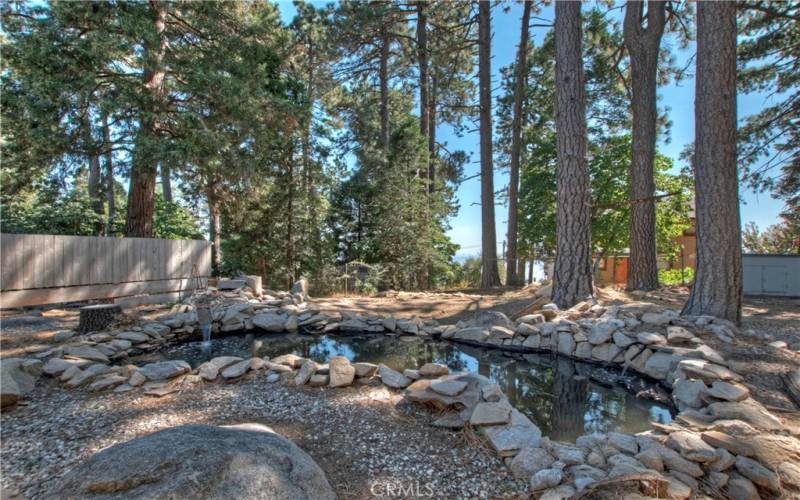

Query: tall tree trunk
left=160, top=162, right=172, bottom=202
left=287, top=154, right=295, bottom=289
left=682, top=1, right=742, bottom=323
left=506, top=0, right=532, bottom=287
left=624, top=0, right=666, bottom=291
left=428, top=73, right=437, bottom=194
left=478, top=0, right=501, bottom=289
left=124, top=0, right=166, bottom=237
left=416, top=1, right=430, bottom=175
left=82, top=102, right=104, bottom=235
left=207, top=184, right=221, bottom=276
left=102, top=113, right=115, bottom=236
left=303, top=39, right=321, bottom=271
left=379, top=32, right=390, bottom=150
left=552, top=0, right=593, bottom=308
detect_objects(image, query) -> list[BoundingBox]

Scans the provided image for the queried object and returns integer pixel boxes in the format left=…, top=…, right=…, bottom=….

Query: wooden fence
left=0, top=234, right=211, bottom=308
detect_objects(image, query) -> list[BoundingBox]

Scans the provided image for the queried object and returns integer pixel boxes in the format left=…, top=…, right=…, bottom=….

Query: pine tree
left=478, top=0, right=500, bottom=289
left=682, top=0, right=742, bottom=322
left=623, top=0, right=666, bottom=291
left=552, top=0, right=593, bottom=307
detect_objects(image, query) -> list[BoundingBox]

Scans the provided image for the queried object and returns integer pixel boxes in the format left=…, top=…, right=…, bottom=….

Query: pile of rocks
left=5, top=282, right=798, bottom=499
left=442, top=303, right=737, bottom=391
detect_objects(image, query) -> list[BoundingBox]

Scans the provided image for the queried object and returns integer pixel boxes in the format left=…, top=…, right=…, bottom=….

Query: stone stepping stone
left=221, top=359, right=251, bottom=379
left=378, top=365, right=411, bottom=389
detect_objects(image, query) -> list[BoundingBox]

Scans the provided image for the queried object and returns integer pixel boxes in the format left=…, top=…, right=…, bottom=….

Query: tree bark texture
left=682, top=0, right=742, bottom=323
left=379, top=32, right=390, bottom=151
left=552, top=0, right=593, bottom=308
left=160, top=162, right=172, bottom=202
left=125, top=0, right=167, bottom=237
left=428, top=73, right=437, bottom=194
left=624, top=0, right=665, bottom=291
left=102, top=113, right=115, bottom=236
left=82, top=103, right=105, bottom=236
left=207, top=185, right=222, bottom=276
left=479, top=0, right=501, bottom=289
left=506, top=0, right=532, bottom=287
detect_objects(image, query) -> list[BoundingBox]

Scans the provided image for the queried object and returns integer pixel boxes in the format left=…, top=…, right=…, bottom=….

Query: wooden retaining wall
left=0, top=234, right=211, bottom=308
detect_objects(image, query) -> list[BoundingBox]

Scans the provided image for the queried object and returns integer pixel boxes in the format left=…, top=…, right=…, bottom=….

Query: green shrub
left=659, top=267, right=694, bottom=285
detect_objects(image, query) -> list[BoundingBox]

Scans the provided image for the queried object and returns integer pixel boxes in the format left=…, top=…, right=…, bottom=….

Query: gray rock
left=642, top=351, right=674, bottom=380
left=588, top=321, right=618, bottom=344
left=591, top=343, right=621, bottom=363
left=735, top=456, right=781, bottom=492
left=548, top=443, right=585, bottom=465
left=612, top=331, right=636, bottom=348
left=708, top=399, right=783, bottom=431
left=50, top=424, right=335, bottom=500
left=64, top=363, right=110, bottom=388
left=378, top=364, right=412, bottom=389
left=530, top=468, right=562, bottom=491
left=673, top=378, right=708, bottom=409
left=199, top=356, right=244, bottom=381
left=510, top=447, right=555, bottom=479
left=353, top=362, right=378, bottom=378
left=43, top=357, right=89, bottom=377
left=429, top=379, right=468, bottom=397
left=139, top=360, right=191, bottom=381
left=453, top=327, right=489, bottom=343
left=607, top=432, right=638, bottom=455
left=481, top=409, right=542, bottom=456
left=252, top=313, right=287, bottom=332
left=666, top=431, right=717, bottom=463
left=294, top=360, right=318, bottom=386
left=667, top=326, right=694, bottom=343
left=328, top=356, right=355, bottom=387
left=523, top=334, right=542, bottom=348
left=271, top=354, right=303, bottom=368
left=725, top=473, right=760, bottom=500
left=265, top=373, right=281, bottom=383
left=115, top=331, right=150, bottom=343
left=641, top=311, right=671, bottom=325
left=707, top=380, right=750, bottom=402
left=557, top=332, right=576, bottom=356
left=470, top=401, right=512, bottom=426
left=64, top=345, right=109, bottom=364
left=221, top=359, right=251, bottom=379
left=473, top=310, right=514, bottom=329
left=538, top=484, right=575, bottom=500
left=517, top=314, right=545, bottom=325
left=574, top=342, right=592, bottom=359
left=637, top=332, right=667, bottom=345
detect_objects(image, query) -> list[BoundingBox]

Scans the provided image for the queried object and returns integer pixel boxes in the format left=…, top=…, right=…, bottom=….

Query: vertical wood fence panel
left=0, top=234, right=212, bottom=308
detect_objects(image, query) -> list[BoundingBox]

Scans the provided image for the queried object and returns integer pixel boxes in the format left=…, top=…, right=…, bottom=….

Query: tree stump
left=77, top=304, right=123, bottom=333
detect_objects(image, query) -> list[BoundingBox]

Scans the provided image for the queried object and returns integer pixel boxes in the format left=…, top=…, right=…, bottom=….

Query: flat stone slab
left=707, top=380, right=749, bottom=402
left=470, top=401, right=512, bottom=426
left=481, top=408, right=542, bottom=456
left=418, top=363, right=449, bottom=377
left=64, top=346, right=109, bottom=364
left=139, top=361, right=191, bottom=381
left=221, top=359, right=251, bottom=379
left=378, top=364, right=411, bottom=389
left=430, top=379, right=468, bottom=397
left=199, top=356, right=243, bottom=381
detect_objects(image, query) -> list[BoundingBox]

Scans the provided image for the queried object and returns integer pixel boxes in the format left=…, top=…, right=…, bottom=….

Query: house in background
left=595, top=200, right=697, bottom=286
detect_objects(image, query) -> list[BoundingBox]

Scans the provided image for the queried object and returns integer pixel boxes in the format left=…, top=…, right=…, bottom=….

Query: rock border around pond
left=6, top=284, right=799, bottom=499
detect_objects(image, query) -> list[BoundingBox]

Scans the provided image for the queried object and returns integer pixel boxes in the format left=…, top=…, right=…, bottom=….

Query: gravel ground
left=0, top=375, right=528, bottom=499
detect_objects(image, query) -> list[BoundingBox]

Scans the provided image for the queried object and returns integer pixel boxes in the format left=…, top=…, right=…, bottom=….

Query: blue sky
left=277, top=1, right=786, bottom=261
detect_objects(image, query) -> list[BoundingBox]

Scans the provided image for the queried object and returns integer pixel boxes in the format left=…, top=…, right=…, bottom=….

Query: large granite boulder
left=51, top=424, right=335, bottom=499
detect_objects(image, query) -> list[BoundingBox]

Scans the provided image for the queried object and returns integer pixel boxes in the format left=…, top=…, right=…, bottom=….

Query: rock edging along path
left=5, top=282, right=799, bottom=499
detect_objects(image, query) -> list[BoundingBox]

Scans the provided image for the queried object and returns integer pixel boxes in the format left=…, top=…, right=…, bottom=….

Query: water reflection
left=151, top=333, right=672, bottom=442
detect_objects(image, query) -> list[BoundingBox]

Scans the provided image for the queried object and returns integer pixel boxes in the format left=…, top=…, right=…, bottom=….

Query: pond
left=135, top=333, right=673, bottom=442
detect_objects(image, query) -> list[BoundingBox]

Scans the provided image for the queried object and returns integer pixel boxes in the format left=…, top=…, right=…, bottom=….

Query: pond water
left=135, top=333, right=673, bottom=441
